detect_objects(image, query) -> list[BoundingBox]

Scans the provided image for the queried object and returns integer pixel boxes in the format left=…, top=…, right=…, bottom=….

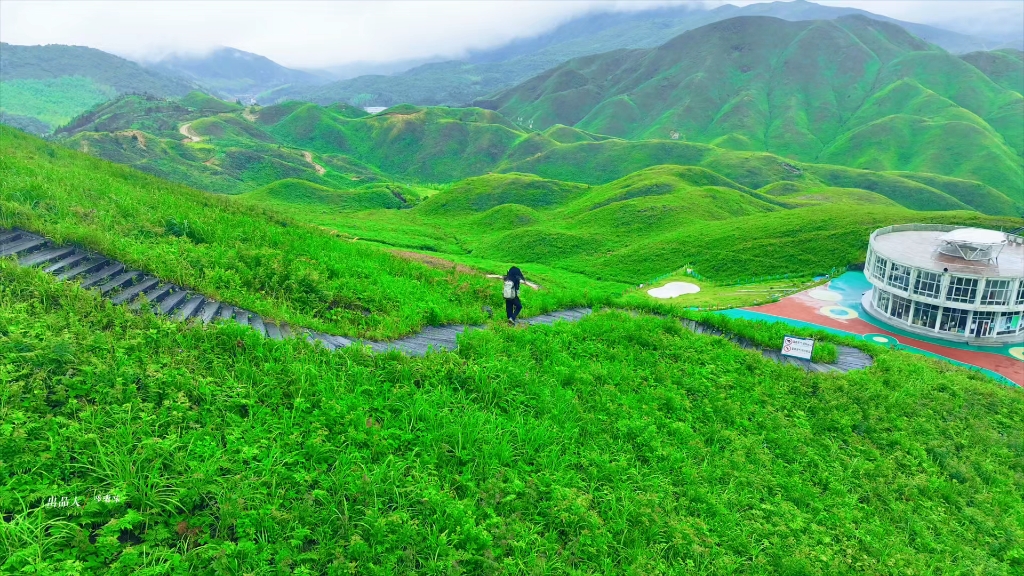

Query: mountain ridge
left=476, top=15, right=1024, bottom=198
left=279, top=0, right=1014, bottom=108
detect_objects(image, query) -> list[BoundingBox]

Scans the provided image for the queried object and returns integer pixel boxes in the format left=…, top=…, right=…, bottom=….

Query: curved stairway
left=1, top=228, right=872, bottom=372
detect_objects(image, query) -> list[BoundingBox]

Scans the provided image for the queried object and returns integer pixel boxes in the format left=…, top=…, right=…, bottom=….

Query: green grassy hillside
left=962, top=49, right=1024, bottom=95
left=0, top=42, right=194, bottom=133
left=0, top=126, right=505, bottom=338
left=255, top=160, right=1017, bottom=285
left=478, top=16, right=1024, bottom=199
left=4, top=244, right=1024, bottom=574
left=58, top=95, right=1023, bottom=216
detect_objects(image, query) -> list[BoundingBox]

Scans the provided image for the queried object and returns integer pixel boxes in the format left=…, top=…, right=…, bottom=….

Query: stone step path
left=1, top=228, right=872, bottom=373
left=678, top=319, right=873, bottom=373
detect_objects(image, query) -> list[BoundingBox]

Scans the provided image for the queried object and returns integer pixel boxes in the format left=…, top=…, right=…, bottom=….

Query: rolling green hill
left=280, top=0, right=1004, bottom=109
left=478, top=16, right=1024, bottom=199
left=0, top=42, right=195, bottom=133
left=961, top=48, right=1024, bottom=95
left=54, top=95, right=1023, bottom=217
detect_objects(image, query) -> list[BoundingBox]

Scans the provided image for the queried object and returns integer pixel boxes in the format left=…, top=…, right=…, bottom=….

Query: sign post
left=781, top=335, right=814, bottom=360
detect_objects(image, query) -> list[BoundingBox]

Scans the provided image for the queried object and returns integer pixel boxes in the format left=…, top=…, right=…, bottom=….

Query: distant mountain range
left=53, top=15, right=1022, bottom=214
left=476, top=15, right=1023, bottom=199
left=2, top=0, right=1021, bottom=135
left=279, top=0, right=1020, bottom=108
left=0, top=42, right=195, bottom=133
left=146, top=47, right=329, bottom=101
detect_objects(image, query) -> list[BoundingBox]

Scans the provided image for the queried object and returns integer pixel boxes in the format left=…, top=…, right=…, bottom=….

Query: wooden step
left=19, top=246, right=76, bottom=267
left=217, top=305, right=234, bottom=321
left=96, top=271, right=142, bottom=295
left=249, top=314, right=266, bottom=337
left=130, top=283, right=174, bottom=310
left=264, top=321, right=282, bottom=340
left=0, top=230, right=25, bottom=244
left=79, top=263, right=125, bottom=289
left=158, top=291, right=189, bottom=315
left=43, top=251, right=90, bottom=274
left=197, top=301, right=221, bottom=324
left=0, top=237, right=48, bottom=257
left=56, top=257, right=109, bottom=281
left=174, top=295, right=206, bottom=321
left=110, top=277, right=159, bottom=305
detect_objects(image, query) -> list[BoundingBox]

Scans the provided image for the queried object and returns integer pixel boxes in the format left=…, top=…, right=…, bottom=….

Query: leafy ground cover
left=2, top=260, right=1023, bottom=574
left=0, top=126, right=508, bottom=339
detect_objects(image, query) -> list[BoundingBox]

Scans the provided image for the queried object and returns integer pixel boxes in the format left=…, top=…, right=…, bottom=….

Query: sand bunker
left=647, top=282, right=701, bottom=299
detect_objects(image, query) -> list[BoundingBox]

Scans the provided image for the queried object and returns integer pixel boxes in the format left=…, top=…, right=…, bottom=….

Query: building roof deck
left=872, top=230, right=1024, bottom=278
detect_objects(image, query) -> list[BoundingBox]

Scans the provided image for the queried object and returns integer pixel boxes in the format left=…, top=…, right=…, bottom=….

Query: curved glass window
left=875, top=289, right=891, bottom=314
left=911, top=303, right=940, bottom=330
left=912, top=270, right=942, bottom=299
left=886, top=263, right=912, bottom=292
left=890, top=294, right=912, bottom=321
left=981, top=279, right=1013, bottom=306
left=872, top=256, right=889, bottom=282
left=939, top=308, right=969, bottom=334
left=945, top=276, right=978, bottom=304
left=1016, top=282, right=1024, bottom=306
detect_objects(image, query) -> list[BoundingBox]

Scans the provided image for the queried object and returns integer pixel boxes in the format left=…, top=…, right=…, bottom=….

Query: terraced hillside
left=478, top=16, right=1024, bottom=199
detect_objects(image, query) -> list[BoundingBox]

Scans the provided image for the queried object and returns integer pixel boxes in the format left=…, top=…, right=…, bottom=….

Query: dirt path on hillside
left=179, top=123, right=202, bottom=143
left=391, top=250, right=540, bottom=289
left=302, top=151, right=326, bottom=175
left=242, top=107, right=258, bottom=122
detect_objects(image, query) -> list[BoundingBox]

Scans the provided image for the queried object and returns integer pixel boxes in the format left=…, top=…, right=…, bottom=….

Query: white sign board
left=781, top=336, right=814, bottom=360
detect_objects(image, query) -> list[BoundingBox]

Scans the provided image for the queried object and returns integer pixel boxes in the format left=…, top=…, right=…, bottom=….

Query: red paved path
left=747, top=293, right=1024, bottom=386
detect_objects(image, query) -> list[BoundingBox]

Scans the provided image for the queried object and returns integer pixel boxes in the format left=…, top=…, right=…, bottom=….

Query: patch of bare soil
left=116, top=130, right=147, bottom=148
left=179, top=123, right=202, bottom=143
left=302, top=151, right=326, bottom=175
left=392, top=250, right=479, bottom=275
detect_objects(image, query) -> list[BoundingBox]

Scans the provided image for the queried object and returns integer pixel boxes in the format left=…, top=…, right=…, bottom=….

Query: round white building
left=863, top=224, right=1024, bottom=345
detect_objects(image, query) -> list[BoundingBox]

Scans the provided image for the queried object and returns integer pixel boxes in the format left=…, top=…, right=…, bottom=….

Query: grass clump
left=2, top=262, right=1022, bottom=574
left=0, top=126, right=503, bottom=339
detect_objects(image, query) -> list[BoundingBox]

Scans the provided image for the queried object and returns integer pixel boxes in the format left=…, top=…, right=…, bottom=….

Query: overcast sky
left=1, top=1, right=1021, bottom=68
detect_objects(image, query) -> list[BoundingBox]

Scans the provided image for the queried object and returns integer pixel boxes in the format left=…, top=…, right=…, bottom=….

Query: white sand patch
left=808, top=289, right=842, bottom=302
left=647, top=282, right=701, bottom=299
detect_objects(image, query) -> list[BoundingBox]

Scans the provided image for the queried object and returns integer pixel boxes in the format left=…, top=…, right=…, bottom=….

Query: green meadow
left=3, top=11, right=1024, bottom=572
left=3, top=255, right=1023, bottom=574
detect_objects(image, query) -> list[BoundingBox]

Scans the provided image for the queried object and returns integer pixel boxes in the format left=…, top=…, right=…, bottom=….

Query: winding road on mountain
left=179, top=122, right=201, bottom=143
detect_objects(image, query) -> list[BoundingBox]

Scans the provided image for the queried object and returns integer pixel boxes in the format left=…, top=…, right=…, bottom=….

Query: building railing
left=871, top=224, right=1024, bottom=245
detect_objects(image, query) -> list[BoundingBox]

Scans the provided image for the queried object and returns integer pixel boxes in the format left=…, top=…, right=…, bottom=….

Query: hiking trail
left=0, top=228, right=873, bottom=372
left=179, top=123, right=202, bottom=143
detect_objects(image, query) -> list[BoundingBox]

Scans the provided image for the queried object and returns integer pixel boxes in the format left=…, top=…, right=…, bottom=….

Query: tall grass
left=2, top=261, right=1022, bottom=574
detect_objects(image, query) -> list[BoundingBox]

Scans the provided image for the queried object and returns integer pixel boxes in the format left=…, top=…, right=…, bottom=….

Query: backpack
left=503, top=279, right=517, bottom=299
